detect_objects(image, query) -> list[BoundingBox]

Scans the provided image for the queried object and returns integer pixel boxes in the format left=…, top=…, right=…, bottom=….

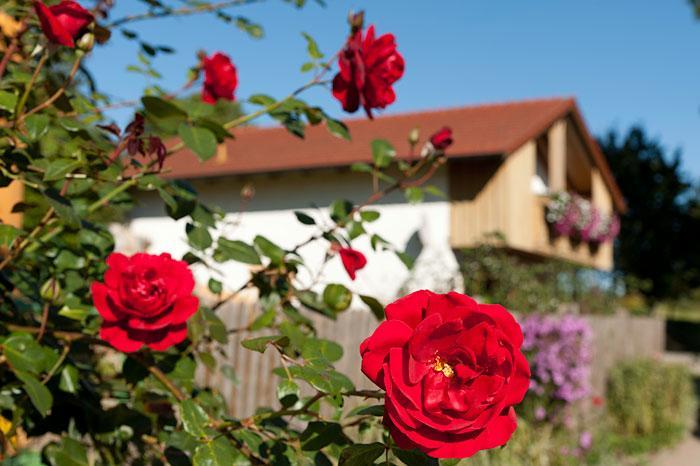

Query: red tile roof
left=166, top=97, right=626, bottom=211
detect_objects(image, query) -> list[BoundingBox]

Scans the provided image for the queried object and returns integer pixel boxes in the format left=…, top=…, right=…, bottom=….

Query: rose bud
left=34, top=1, right=94, bottom=48
left=360, top=291, right=530, bottom=458
left=332, top=23, right=404, bottom=118
left=201, top=52, right=238, bottom=104
left=338, top=247, right=367, bottom=280
left=91, top=253, right=199, bottom=352
left=430, top=126, right=453, bottom=151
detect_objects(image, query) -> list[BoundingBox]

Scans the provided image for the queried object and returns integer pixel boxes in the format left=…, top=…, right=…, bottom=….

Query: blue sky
left=89, top=1, right=700, bottom=177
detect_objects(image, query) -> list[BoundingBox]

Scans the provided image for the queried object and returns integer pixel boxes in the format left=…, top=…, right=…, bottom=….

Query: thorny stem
left=14, top=51, right=49, bottom=125
left=108, top=0, right=267, bottom=27
left=131, top=353, right=187, bottom=402
left=20, top=55, right=84, bottom=123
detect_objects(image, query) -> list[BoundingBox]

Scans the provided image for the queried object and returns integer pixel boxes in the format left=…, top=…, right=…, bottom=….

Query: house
left=0, top=97, right=626, bottom=303
left=121, top=97, right=625, bottom=302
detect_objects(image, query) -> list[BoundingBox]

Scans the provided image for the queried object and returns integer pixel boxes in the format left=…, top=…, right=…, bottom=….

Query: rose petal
left=360, top=320, right=412, bottom=388
left=100, top=323, right=143, bottom=353
left=385, top=290, right=430, bottom=329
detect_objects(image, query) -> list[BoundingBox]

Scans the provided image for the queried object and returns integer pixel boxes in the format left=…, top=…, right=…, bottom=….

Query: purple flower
left=580, top=431, right=593, bottom=450
left=521, top=314, right=593, bottom=403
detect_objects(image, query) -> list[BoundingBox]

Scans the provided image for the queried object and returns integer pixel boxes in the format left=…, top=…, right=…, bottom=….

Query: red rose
left=91, top=253, right=199, bottom=352
left=360, top=291, right=530, bottom=458
left=332, top=25, right=405, bottom=118
left=202, top=52, right=238, bottom=104
left=338, top=247, right=367, bottom=280
left=34, top=1, right=94, bottom=48
left=430, top=127, right=453, bottom=151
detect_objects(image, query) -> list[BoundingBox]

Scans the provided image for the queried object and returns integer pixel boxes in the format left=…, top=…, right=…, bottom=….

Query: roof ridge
left=235, top=96, right=577, bottom=132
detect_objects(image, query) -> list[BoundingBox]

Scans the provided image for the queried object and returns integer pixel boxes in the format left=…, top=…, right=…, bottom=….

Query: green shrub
left=459, top=237, right=618, bottom=315
left=607, top=359, right=696, bottom=455
left=466, top=419, right=613, bottom=466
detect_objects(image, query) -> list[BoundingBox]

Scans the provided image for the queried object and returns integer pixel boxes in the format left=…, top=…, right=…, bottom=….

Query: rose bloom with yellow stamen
left=360, top=290, right=530, bottom=459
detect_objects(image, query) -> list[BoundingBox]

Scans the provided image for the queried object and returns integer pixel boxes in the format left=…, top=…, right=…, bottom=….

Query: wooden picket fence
left=197, top=294, right=665, bottom=418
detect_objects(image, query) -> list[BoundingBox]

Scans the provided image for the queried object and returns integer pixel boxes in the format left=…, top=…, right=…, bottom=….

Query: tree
left=598, top=126, right=700, bottom=300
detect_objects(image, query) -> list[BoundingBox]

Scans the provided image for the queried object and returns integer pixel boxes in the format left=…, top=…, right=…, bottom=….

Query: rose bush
left=361, top=290, right=530, bottom=458
left=91, top=253, right=199, bottom=352
left=0, top=2, right=527, bottom=464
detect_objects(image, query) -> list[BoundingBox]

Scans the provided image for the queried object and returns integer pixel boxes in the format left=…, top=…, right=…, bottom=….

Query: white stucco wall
left=121, top=166, right=461, bottom=304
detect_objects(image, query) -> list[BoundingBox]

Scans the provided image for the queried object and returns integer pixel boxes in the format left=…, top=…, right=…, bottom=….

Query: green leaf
left=43, top=159, right=81, bottom=182
left=221, top=365, right=237, bottom=382
left=201, top=309, right=226, bottom=344
left=214, top=238, right=261, bottom=264
left=330, top=199, right=353, bottom=223
left=360, top=295, right=385, bottom=320
left=339, top=443, right=386, bottom=466
left=58, top=305, right=90, bottom=322
left=393, top=448, right=438, bottom=466
left=248, top=94, right=276, bottom=106
left=207, top=278, right=222, bottom=294
left=0, top=90, right=17, bottom=112
left=178, top=123, right=217, bottom=161
left=351, top=162, right=373, bottom=173
left=55, top=249, right=86, bottom=270
left=198, top=351, right=217, bottom=370
left=234, top=16, right=264, bottom=39
left=254, top=235, right=286, bottom=264
left=302, top=338, right=343, bottom=364
left=360, top=210, right=380, bottom=222
left=405, top=187, right=424, bottom=204
left=396, top=251, right=416, bottom=269
left=44, top=437, right=88, bottom=466
left=4, top=334, right=48, bottom=374
left=241, top=335, right=289, bottom=353
left=294, top=211, right=316, bottom=225
left=347, top=220, right=365, bottom=240
left=0, top=224, right=19, bottom=247
left=300, top=61, right=314, bottom=73
left=142, top=96, right=188, bottom=119
left=277, top=379, right=299, bottom=408
left=301, top=422, right=348, bottom=451
left=371, top=139, right=396, bottom=168
left=326, top=117, right=351, bottom=140
left=179, top=399, right=210, bottom=439
left=44, top=188, right=80, bottom=229
left=348, top=404, right=384, bottom=417
left=250, top=308, right=276, bottom=331
left=58, top=365, right=79, bottom=394
left=301, top=32, right=324, bottom=59
left=424, top=184, right=447, bottom=199
left=322, top=284, right=352, bottom=313
left=25, top=114, right=50, bottom=140
left=186, top=222, right=213, bottom=250
left=16, top=370, right=53, bottom=417
left=193, top=437, right=242, bottom=466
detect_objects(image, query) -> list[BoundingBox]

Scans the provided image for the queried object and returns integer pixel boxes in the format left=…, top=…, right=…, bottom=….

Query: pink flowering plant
left=546, top=192, right=620, bottom=243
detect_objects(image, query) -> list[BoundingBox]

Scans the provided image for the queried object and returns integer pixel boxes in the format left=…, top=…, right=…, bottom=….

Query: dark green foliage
left=598, top=127, right=700, bottom=301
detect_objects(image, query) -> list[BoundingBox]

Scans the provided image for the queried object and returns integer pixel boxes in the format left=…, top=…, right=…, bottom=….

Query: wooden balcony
left=530, top=195, right=613, bottom=270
